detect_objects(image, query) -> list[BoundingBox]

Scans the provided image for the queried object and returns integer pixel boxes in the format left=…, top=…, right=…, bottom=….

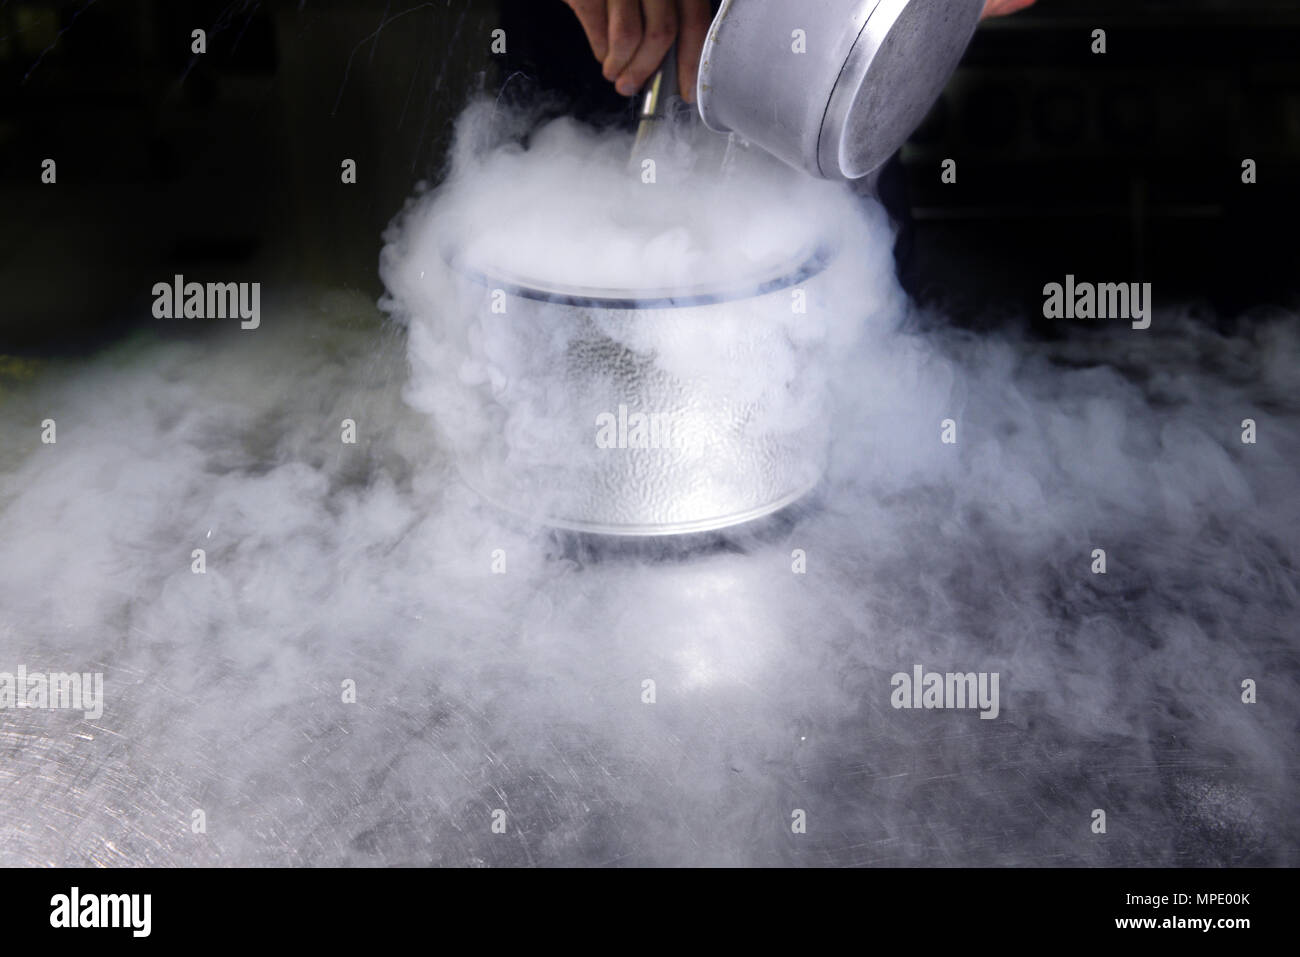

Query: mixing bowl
left=428, top=242, right=844, bottom=536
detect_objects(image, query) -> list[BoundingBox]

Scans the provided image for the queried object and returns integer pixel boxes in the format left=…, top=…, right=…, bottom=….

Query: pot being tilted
left=698, top=0, right=985, bottom=180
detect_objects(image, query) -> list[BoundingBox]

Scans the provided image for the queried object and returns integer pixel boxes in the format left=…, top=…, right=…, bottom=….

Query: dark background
left=1, top=0, right=1297, bottom=354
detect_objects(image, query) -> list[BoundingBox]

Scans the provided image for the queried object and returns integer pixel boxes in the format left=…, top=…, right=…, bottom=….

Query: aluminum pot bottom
left=542, top=488, right=823, bottom=562
left=458, top=463, right=822, bottom=538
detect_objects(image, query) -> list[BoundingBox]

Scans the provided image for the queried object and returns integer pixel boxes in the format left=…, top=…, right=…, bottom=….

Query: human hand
left=561, top=0, right=713, bottom=103
left=982, top=0, right=1037, bottom=17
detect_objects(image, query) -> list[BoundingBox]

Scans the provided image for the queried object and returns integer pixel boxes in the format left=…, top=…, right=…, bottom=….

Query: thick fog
left=0, top=102, right=1295, bottom=866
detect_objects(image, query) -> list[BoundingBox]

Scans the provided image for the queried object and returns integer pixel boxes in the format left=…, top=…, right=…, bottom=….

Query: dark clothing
left=496, top=0, right=638, bottom=126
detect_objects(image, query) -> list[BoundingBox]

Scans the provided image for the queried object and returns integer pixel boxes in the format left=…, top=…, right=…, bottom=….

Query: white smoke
left=0, top=102, right=1294, bottom=866
left=379, top=100, right=905, bottom=532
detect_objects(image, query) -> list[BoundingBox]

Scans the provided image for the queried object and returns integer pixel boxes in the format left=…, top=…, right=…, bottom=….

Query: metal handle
left=630, top=46, right=680, bottom=165
left=638, top=45, right=679, bottom=122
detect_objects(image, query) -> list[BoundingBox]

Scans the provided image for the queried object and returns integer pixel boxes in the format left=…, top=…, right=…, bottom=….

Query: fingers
left=576, top=0, right=715, bottom=101
left=563, top=0, right=610, bottom=62
left=614, top=0, right=678, bottom=96
left=676, top=0, right=711, bottom=103
left=603, top=0, right=643, bottom=87
left=981, top=0, right=1036, bottom=18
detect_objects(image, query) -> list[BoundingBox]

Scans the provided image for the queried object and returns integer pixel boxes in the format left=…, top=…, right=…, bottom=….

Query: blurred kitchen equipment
left=436, top=243, right=843, bottom=537
left=697, top=0, right=985, bottom=179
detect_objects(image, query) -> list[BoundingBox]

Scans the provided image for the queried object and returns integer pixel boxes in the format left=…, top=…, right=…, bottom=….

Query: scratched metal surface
left=0, top=294, right=1296, bottom=867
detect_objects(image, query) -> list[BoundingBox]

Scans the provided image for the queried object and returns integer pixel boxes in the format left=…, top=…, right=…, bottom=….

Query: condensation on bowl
left=434, top=245, right=842, bottom=536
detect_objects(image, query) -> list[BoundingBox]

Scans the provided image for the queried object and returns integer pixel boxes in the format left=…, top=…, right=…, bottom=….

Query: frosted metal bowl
left=429, top=244, right=841, bottom=536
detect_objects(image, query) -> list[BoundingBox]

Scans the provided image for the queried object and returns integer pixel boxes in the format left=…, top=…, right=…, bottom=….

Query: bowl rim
left=442, top=243, right=837, bottom=311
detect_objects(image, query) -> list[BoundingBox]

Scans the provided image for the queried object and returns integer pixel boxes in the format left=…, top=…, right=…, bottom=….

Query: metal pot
left=697, top=0, right=985, bottom=180
left=430, top=243, right=845, bottom=537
